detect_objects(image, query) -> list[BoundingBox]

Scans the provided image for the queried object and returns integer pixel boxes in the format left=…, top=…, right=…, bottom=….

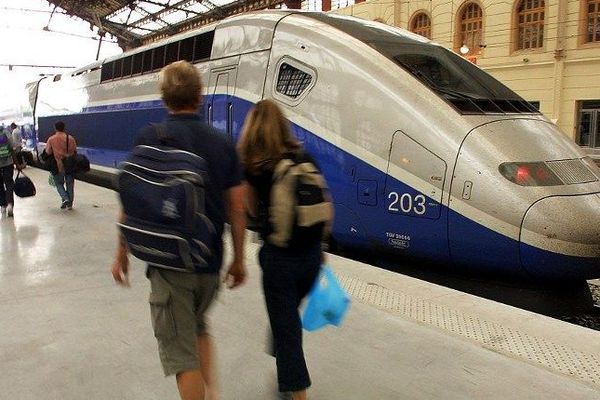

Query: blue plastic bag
left=302, top=266, right=351, bottom=332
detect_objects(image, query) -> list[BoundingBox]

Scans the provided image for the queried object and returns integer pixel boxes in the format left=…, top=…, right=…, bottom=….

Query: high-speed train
left=20, top=11, right=600, bottom=281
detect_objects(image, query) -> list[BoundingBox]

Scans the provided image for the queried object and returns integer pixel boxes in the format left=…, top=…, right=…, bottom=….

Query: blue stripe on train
left=35, top=97, right=600, bottom=280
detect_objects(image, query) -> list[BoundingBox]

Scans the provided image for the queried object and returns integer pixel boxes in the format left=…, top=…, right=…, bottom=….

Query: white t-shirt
left=11, top=128, right=22, bottom=152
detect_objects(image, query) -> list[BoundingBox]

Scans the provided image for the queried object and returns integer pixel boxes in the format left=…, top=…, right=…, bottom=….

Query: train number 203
left=387, top=192, right=426, bottom=215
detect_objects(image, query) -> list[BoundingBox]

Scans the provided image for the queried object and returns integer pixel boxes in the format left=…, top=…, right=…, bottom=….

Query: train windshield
left=306, top=13, right=523, bottom=102
left=374, top=43, right=519, bottom=101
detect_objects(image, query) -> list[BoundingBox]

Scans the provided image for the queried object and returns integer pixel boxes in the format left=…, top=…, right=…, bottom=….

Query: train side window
left=166, top=42, right=179, bottom=65
left=142, top=50, right=153, bottom=73
left=153, top=46, right=166, bottom=71
left=101, top=61, right=114, bottom=81
left=276, top=63, right=313, bottom=99
left=122, top=56, right=133, bottom=78
left=180, top=37, right=195, bottom=62
left=114, top=58, right=124, bottom=79
left=132, top=53, right=143, bottom=75
left=193, top=30, right=214, bottom=62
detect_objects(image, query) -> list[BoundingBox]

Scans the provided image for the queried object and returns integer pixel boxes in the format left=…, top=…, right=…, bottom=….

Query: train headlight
left=499, top=162, right=563, bottom=186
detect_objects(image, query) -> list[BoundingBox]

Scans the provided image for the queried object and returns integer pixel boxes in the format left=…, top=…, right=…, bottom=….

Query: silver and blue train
left=16, top=11, right=600, bottom=281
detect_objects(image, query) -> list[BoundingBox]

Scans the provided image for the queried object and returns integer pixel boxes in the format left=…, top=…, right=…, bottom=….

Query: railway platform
left=1, top=167, right=599, bottom=400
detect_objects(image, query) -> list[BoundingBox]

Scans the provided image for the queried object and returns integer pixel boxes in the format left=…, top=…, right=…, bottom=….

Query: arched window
left=585, top=0, right=600, bottom=43
left=410, top=12, right=432, bottom=39
left=515, top=0, right=545, bottom=50
left=457, top=3, right=483, bottom=56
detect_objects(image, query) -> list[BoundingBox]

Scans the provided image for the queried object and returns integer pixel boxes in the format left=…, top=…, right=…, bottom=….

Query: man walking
left=111, top=61, right=247, bottom=400
left=44, top=121, right=77, bottom=209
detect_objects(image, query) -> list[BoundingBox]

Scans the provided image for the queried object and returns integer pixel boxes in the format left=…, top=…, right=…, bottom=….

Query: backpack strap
left=272, top=158, right=295, bottom=182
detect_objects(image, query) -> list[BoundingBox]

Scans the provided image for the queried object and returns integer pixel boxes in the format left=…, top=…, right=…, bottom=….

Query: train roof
left=71, top=11, right=438, bottom=76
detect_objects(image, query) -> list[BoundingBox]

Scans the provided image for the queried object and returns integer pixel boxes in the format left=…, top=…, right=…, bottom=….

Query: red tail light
left=499, top=162, right=562, bottom=186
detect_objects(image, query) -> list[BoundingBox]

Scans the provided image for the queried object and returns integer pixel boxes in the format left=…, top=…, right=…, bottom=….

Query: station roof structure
left=46, top=0, right=292, bottom=50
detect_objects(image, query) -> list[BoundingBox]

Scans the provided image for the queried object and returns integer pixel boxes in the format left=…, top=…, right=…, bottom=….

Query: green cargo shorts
left=147, top=267, right=220, bottom=376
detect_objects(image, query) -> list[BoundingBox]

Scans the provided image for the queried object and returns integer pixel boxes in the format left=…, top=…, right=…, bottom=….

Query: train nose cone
left=520, top=193, right=600, bottom=280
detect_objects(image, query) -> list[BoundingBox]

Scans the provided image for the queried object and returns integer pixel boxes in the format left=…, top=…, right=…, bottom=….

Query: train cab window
left=302, top=13, right=540, bottom=114
left=276, top=63, right=313, bottom=99
left=193, top=31, right=214, bottom=62
left=180, top=37, right=195, bottom=62
left=142, top=50, right=153, bottom=73
left=122, top=56, right=133, bottom=77
left=132, top=53, right=143, bottom=75
left=166, top=42, right=179, bottom=65
left=153, top=46, right=166, bottom=71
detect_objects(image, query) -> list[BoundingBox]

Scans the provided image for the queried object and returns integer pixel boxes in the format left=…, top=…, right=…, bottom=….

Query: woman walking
left=238, top=99, right=326, bottom=400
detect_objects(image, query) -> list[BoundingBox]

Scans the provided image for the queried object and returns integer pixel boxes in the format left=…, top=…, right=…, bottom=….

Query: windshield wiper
left=395, top=60, right=478, bottom=100
left=429, top=85, right=478, bottom=100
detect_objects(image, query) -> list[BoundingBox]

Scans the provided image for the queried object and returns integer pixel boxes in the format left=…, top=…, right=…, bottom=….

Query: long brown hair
left=237, top=99, right=299, bottom=174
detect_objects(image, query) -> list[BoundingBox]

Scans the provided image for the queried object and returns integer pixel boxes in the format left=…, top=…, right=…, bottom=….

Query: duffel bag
left=64, top=153, right=90, bottom=174
left=14, top=171, right=36, bottom=198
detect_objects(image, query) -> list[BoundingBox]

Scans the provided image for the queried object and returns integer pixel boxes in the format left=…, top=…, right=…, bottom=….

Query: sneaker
left=6, top=204, right=13, bottom=217
left=67, top=203, right=73, bottom=210
left=0, top=206, right=5, bottom=215
left=61, top=200, right=69, bottom=209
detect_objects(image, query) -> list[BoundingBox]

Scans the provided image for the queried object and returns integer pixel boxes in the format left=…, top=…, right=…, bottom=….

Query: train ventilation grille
left=546, top=159, right=598, bottom=184
left=449, top=99, right=540, bottom=115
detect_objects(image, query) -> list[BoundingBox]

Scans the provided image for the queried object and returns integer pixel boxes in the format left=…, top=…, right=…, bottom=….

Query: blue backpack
left=117, top=125, right=216, bottom=272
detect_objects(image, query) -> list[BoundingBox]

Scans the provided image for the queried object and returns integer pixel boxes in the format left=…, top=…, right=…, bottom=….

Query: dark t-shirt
left=135, top=113, right=242, bottom=273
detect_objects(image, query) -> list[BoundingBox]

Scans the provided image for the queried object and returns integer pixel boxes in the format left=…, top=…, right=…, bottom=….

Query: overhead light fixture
left=460, top=44, right=470, bottom=55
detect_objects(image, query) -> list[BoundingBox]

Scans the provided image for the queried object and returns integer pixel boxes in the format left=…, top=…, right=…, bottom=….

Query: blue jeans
left=53, top=173, right=74, bottom=204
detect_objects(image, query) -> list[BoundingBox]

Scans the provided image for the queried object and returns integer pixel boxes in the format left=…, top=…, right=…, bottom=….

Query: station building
left=300, top=0, right=600, bottom=156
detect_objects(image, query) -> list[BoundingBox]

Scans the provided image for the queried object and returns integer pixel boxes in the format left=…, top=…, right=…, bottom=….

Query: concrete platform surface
left=1, top=167, right=600, bottom=400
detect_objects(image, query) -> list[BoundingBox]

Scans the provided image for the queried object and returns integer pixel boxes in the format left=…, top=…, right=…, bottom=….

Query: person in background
left=10, top=122, right=22, bottom=152
left=45, top=121, right=76, bottom=210
left=237, top=99, right=323, bottom=400
left=0, top=125, right=23, bottom=217
left=111, top=60, right=247, bottom=400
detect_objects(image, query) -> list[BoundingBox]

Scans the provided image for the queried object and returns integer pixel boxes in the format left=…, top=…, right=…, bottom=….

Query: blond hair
left=159, top=61, right=202, bottom=111
left=238, top=99, right=299, bottom=174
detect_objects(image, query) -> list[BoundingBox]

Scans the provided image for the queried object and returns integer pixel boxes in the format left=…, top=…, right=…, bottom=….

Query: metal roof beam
left=126, top=0, right=199, bottom=28
left=141, top=0, right=204, bottom=16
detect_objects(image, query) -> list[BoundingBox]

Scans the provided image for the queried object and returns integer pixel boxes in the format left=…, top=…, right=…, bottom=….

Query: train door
left=206, top=59, right=238, bottom=141
left=382, top=131, right=449, bottom=262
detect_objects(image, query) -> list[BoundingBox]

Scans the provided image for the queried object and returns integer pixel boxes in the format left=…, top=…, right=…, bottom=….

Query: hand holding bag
left=14, top=171, right=36, bottom=198
left=40, top=149, right=59, bottom=175
left=302, top=265, right=351, bottom=332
